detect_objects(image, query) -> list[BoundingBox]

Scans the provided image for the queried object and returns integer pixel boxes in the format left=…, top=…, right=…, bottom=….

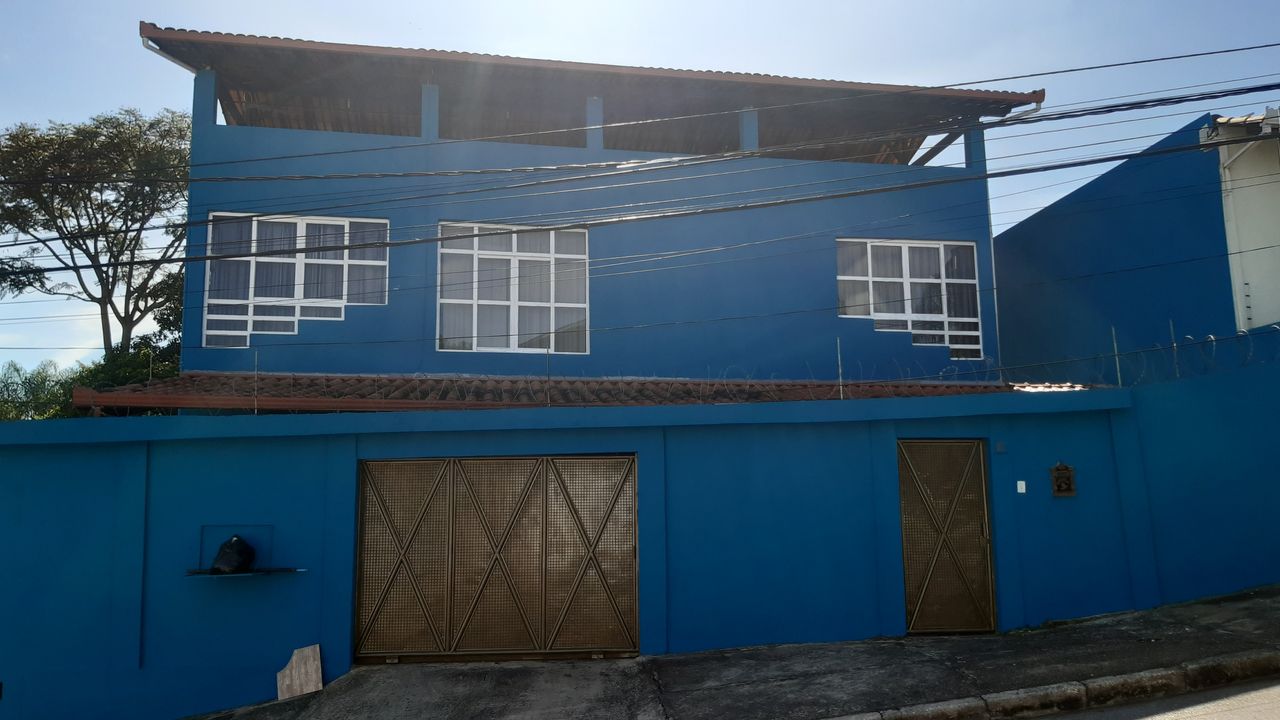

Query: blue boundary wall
left=2, top=366, right=1278, bottom=718
left=994, top=115, right=1236, bottom=385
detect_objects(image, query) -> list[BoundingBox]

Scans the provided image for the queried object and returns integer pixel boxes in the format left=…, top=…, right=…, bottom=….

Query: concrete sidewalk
left=202, top=585, right=1280, bottom=720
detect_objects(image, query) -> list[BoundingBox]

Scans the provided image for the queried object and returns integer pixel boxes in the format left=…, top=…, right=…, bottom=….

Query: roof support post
left=193, top=69, right=218, bottom=131
left=421, top=84, right=440, bottom=141
left=586, top=96, right=604, bottom=150
left=739, top=107, right=759, bottom=151
left=963, top=127, right=987, bottom=174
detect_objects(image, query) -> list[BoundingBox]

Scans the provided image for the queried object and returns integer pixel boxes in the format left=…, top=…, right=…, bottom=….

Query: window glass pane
left=206, top=318, right=248, bottom=332
left=872, top=281, right=905, bottom=313
left=911, top=282, right=944, bottom=315
left=301, top=306, right=342, bottom=319
left=439, top=253, right=474, bottom=300
left=555, top=230, right=587, bottom=255
left=205, top=334, right=248, bottom=348
left=949, top=335, right=981, bottom=346
left=554, top=307, right=587, bottom=353
left=952, top=347, right=983, bottom=359
left=208, top=260, right=250, bottom=300
left=555, top=258, right=587, bottom=304
left=837, top=241, right=868, bottom=277
left=304, top=223, right=344, bottom=260
left=871, top=245, right=903, bottom=278
left=518, top=259, right=550, bottom=302
left=912, top=333, right=946, bottom=345
left=945, top=244, right=977, bottom=280
left=517, top=306, right=550, bottom=349
left=946, top=283, right=979, bottom=318
left=252, top=319, right=296, bottom=333
left=209, top=217, right=252, bottom=255
left=254, top=262, right=296, bottom=299
left=256, top=221, right=298, bottom=254
left=478, top=227, right=512, bottom=252
left=913, top=320, right=945, bottom=331
left=304, top=264, right=344, bottom=300
left=838, top=279, right=869, bottom=316
left=439, top=303, right=473, bottom=350
left=949, top=321, right=980, bottom=331
left=909, top=246, right=941, bottom=279
left=477, top=257, right=510, bottom=301
left=254, top=305, right=295, bottom=317
left=349, top=221, right=388, bottom=261
left=207, top=303, right=248, bottom=316
left=348, top=265, right=387, bottom=304
left=875, top=319, right=909, bottom=331
left=517, top=230, right=552, bottom=254
left=440, top=223, right=474, bottom=250
left=477, top=305, right=510, bottom=348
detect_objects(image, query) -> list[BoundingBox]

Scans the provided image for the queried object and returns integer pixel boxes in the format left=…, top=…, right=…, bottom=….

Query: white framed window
left=203, top=213, right=389, bottom=348
left=837, top=239, right=982, bottom=359
left=437, top=222, right=589, bottom=354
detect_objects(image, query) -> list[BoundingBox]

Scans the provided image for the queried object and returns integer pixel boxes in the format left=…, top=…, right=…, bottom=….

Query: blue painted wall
left=994, top=115, right=1236, bottom=384
left=182, top=71, right=1002, bottom=381
left=1127, top=360, right=1280, bottom=602
left=4, top=369, right=1279, bottom=718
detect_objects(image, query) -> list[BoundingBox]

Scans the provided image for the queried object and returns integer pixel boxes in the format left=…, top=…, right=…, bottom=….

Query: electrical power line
left=7, top=37, right=1280, bottom=190
left=6, top=170, right=1280, bottom=349
left=3, top=128, right=1273, bottom=281
left=5, top=81, right=1276, bottom=261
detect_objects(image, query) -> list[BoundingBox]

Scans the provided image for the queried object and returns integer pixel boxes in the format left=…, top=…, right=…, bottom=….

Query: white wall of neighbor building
left=1217, top=127, right=1280, bottom=330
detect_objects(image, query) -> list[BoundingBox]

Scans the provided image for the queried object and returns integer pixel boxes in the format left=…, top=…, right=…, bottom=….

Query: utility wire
left=16, top=35, right=1280, bottom=180
left=10, top=78, right=1279, bottom=188
left=4, top=119, right=1211, bottom=268
left=6, top=169, right=1280, bottom=341
left=5, top=82, right=1276, bottom=257
left=2, top=129, right=1273, bottom=281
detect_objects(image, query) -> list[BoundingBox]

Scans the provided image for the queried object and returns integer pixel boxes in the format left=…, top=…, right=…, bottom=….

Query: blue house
left=115, top=22, right=1048, bottom=405
left=4, top=23, right=1280, bottom=720
left=995, top=110, right=1280, bottom=384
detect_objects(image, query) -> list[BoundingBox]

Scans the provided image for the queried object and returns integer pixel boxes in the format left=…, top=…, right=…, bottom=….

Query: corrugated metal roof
left=138, top=22, right=1044, bottom=107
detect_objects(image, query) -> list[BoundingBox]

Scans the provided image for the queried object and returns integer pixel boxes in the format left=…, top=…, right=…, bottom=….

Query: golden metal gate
left=897, top=440, right=995, bottom=633
left=354, top=456, right=637, bottom=661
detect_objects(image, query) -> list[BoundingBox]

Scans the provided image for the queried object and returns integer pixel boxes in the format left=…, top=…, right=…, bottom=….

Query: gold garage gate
left=354, top=455, right=637, bottom=661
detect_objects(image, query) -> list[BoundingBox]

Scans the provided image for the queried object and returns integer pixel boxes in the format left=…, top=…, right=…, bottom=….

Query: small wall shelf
left=185, top=568, right=308, bottom=577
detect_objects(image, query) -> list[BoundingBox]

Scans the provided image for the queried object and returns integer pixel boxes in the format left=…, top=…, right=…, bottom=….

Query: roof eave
left=138, top=21, right=1044, bottom=109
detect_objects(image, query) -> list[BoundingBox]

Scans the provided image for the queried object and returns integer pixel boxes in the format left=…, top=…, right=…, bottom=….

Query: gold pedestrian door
left=897, top=440, right=995, bottom=633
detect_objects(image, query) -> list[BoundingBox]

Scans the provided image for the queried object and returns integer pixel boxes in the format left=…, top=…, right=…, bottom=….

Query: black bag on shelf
left=210, top=535, right=257, bottom=574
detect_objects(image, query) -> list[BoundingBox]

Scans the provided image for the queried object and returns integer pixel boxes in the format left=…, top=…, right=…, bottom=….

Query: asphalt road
left=1061, top=680, right=1280, bottom=719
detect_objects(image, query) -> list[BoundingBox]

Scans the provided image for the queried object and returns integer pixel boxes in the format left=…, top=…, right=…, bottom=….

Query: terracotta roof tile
left=72, top=373, right=1023, bottom=413
left=138, top=22, right=1044, bottom=107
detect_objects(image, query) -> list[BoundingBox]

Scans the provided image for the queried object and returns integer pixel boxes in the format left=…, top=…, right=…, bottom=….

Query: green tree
left=0, top=360, right=72, bottom=420
left=0, top=108, right=190, bottom=355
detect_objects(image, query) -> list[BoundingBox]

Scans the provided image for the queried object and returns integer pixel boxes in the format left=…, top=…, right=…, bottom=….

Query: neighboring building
left=124, top=22, right=1045, bottom=404
left=995, top=110, right=1280, bottom=384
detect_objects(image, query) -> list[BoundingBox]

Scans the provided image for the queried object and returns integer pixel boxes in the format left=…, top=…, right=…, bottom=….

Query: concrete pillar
left=964, top=127, right=987, bottom=174
left=739, top=108, right=759, bottom=151
left=192, top=69, right=218, bottom=131
left=420, top=84, right=440, bottom=141
left=586, top=96, right=604, bottom=150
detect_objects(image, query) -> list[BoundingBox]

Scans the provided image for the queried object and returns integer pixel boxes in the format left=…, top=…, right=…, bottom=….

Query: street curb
left=823, top=649, right=1280, bottom=720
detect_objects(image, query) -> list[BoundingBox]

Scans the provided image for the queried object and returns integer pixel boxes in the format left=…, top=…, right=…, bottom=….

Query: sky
left=2, top=0, right=1280, bottom=369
